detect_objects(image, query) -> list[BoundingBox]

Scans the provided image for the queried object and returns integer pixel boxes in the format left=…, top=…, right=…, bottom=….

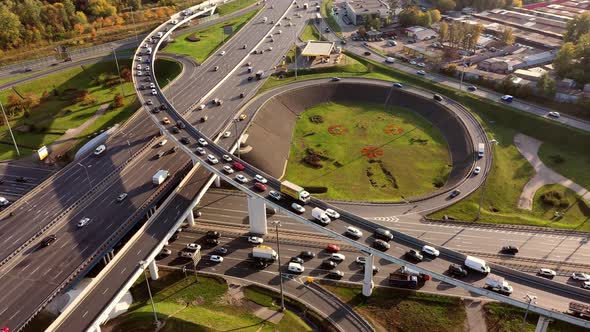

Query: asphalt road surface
left=0, top=161, right=56, bottom=203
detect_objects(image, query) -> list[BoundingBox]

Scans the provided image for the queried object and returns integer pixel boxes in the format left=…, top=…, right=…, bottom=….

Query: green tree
left=436, top=0, right=456, bottom=12
left=536, top=73, right=556, bottom=97
left=0, top=5, right=22, bottom=49
left=554, top=42, right=575, bottom=78
left=500, top=26, right=515, bottom=46
left=398, top=7, right=422, bottom=27
left=88, top=0, right=117, bottom=17
left=428, top=9, right=442, bottom=23
left=15, top=0, right=42, bottom=27
left=419, top=11, right=432, bottom=27
left=564, top=12, right=590, bottom=43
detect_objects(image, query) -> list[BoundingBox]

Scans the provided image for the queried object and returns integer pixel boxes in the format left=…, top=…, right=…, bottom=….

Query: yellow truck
left=280, top=180, right=310, bottom=203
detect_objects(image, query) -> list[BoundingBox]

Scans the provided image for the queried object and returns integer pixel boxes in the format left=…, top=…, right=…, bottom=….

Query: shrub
left=540, top=190, right=569, bottom=208
left=309, top=115, right=324, bottom=123
left=113, top=94, right=124, bottom=108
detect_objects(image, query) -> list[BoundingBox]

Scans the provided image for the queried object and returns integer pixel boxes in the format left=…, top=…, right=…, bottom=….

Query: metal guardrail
left=18, top=161, right=193, bottom=331
left=0, top=134, right=159, bottom=269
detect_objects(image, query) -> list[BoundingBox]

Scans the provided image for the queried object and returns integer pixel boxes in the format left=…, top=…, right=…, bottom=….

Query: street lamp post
left=234, top=119, right=240, bottom=159
left=270, top=220, right=285, bottom=311
left=521, top=293, right=537, bottom=332
left=112, top=48, right=125, bottom=98
left=0, top=100, right=20, bottom=157
left=475, top=139, right=498, bottom=221
left=459, top=33, right=472, bottom=91
left=167, top=79, right=173, bottom=106
left=139, top=261, right=161, bottom=329
left=77, top=162, right=92, bottom=190
left=124, top=6, right=139, bottom=43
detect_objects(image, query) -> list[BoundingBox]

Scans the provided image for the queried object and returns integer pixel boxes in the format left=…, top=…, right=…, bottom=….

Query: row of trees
left=438, top=21, right=483, bottom=51
left=554, top=12, right=590, bottom=84
left=0, top=0, right=175, bottom=52
left=398, top=7, right=442, bottom=28
left=436, top=0, right=521, bottom=13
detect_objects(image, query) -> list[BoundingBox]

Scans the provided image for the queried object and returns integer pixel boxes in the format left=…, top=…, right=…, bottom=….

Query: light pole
left=459, top=33, right=472, bottom=91
left=234, top=119, right=240, bottom=159
left=521, top=293, right=537, bottom=332
left=167, top=79, right=173, bottom=106
left=124, top=6, right=139, bottom=43
left=126, top=139, right=133, bottom=160
left=77, top=162, right=92, bottom=190
left=112, top=47, right=125, bottom=98
left=475, top=139, right=498, bottom=221
left=0, top=100, right=20, bottom=157
left=270, top=220, right=285, bottom=311
left=139, top=260, right=161, bottom=329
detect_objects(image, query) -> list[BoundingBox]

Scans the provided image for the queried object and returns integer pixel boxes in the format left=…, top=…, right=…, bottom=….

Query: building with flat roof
left=404, top=26, right=438, bottom=40
left=301, top=41, right=335, bottom=57
left=345, top=0, right=390, bottom=25
left=478, top=56, right=523, bottom=73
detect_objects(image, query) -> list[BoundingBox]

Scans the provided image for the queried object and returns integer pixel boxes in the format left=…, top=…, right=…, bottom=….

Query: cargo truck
left=153, top=170, right=170, bottom=185
left=569, top=302, right=590, bottom=318
left=484, top=275, right=513, bottom=295
left=388, top=271, right=429, bottom=289
left=280, top=180, right=310, bottom=203
left=252, top=246, right=278, bottom=261
left=477, top=143, right=485, bottom=158
left=311, top=207, right=331, bottom=225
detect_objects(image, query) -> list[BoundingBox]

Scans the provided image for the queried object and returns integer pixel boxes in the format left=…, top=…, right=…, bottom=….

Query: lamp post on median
left=139, top=260, right=161, bottom=329
left=270, top=220, right=285, bottom=311
left=459, top=33, right=472, bottom=92
left=234, top=119, right=240, bottom=159
left=475, top=139, right=498, bottom=221
left=521, top=293, right=537, bottom=332
left=123, top=6, right=139, bottom=43
left=0, top=100, right=20, bottom=157
left=112, top=47, right=125, bottom=98
left=77, top=162, right=92, bottom=190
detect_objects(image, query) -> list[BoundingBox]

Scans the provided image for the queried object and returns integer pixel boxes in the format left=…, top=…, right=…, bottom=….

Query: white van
left=94, top=144, right=106, bottom=155
left=262, top=17, right=268, bottom=23
left=385, top=57, right=395, bottom=63
left=464, top=255, right=491, bottom=274
left=159, top=139, right=167, bottom=147
left=288, top=262, right=304, bottom=273
left=156, top=32, right=164, bottom=38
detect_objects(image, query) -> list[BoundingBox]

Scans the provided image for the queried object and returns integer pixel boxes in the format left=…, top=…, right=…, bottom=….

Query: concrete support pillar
left=247, top=195, right=267, bottom=235
left=91, top=323, right=102, bottom=332
left=214, top=175, right=221, bottom=188
left=535, top=315, right=552, bottom=332
left=148, top=260, right=159, bottom=281
left=186, top=210, right=195, bottom=227
left=362, top=254, right=374, bottom=296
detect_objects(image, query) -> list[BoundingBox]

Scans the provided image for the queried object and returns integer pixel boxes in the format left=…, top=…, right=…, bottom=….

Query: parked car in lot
left=207, top=231, right=221, bottom=238
left=300, top=251, right=316, bottom=259
left=330, top=253, right=345, bottom=262
left=210, top=255, right=223, bottom=263
left=186, top=243, right=200, bottom=251
left=322, top=259, right=337, bottom=269
left=290, top=257, right=304, bottom=264
left=213, top=247, right=228, bottom=255
left=327, top=270, right=344, bottom=279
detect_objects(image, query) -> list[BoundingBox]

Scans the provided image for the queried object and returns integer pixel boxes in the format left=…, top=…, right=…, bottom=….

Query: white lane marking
left=369, top=216, right=400, bottom=223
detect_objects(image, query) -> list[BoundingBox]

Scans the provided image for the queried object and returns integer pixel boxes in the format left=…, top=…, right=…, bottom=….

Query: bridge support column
left=535, top=315, right=552, bottom=332
left=90, top=323, right=102, bottom=332
left=186, top=210, right=195, bottom=227
left=148, top=260, right=159, bottom=281
left=362, top=254, right=374, bottom=296
left=214, top=175, right=221, bottom=188
left=247, top=196, right=267, bottom=234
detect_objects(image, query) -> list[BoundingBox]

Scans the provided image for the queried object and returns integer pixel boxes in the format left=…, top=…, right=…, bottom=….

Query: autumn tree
left=564, top=12, right=590, bottom=43
left=121, top=67, right=132, bottom=82
left=500, top=26, right=515, bottom=46
left=0, top=5, right=22, bottom=49
left=436, top=0, right=456, bottom=13
left=88, top=0, right=117, bottom=18
left=536, top=73, right=556, bottom=97
left=429, top=9, right=442, bottom=23
left=113, top=93, right=124, bottom=108
left=439, top=20, right=449, bottom=42
left=554, top=42, right=575, bottom=78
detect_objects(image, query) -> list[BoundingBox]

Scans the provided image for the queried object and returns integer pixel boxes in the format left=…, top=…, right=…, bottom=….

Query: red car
left=326, top=244, right=340, bottom=252
left=232, top=161, right=245, bottom=171
left=254, top=182, right=267, bottom=192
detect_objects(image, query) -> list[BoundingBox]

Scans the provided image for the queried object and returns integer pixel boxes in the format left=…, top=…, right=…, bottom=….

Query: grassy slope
left=484, top=303, right=588, bottom=332
left=216, top=0, right=259, bottom=15
left=284, top=101, right=451, bottom=201
left=321, top=0, right=342, bottom=36
left=260, top=53, right=590, bottom=230
left=163, top=9, right=260, bottom=63
left=301, top=23, right=321, bottom=42
left=538, top=143, right=590, bottom=190
left=111, top=272, right=311, bottom=332
left=0, top=58, right=181, bottom=160
left=326, top=285, right=466, bottom=332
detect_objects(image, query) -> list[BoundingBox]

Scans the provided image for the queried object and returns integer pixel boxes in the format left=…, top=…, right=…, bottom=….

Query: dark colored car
left=177, top=121, right=186, bottom=129
left=254, top=182, right=267, bottom=192
left=253, top=260, right=268, bottom=269
left=180, top=137, right=190, bottom=145
left=172, top=127, right=180, bottom=134
left=449, top=190, right=461, bottom=198
left=205, top=238, right=219, bottom=246
left=405, top=249, right=423, bottom=262
left=373, top=239, right=390, bottom=251
left=322, top=260, right=337, bottom=269
left=160, top=104, right=168, bottom=110
left=169, top=233, right=179, bottom=242
left=290, top=257, right=304, bottom=264
left=40, top=235, right=57, bottom=247
left=448, top=264, right=468, bottom=278
left=501, top=245, right=519, bottom=255
left=200, top=116, right=208, bottom=123
left=213, top=247, right=228, bottom=255
left=207, top=231, right=221, bottom=238
left=240, top=92, right=245, bottom=98
left=374, top=228, right=394, bottom=241
left=16, top=177, right=28, bottom=183
left=152, top=107, right=161, bottom=113
left=364, top=51, right=371, bottom=56
left=168, top=146, right=177, bottom=154
left=327, top=270, right=344, bottom=279
left=300, top=251, right=315, bottom=259
left=467, top=85, right=477, bottom=91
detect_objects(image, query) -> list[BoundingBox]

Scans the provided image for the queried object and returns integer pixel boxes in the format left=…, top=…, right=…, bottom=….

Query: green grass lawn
left=110, top=272, right=311, bottom=332
left=484, top=303, right=588, bottom=332
left=300, top=23, right=321, bottom=42
left=284, top=101, right=451, bottom=202
left=325, top=285, right=466, bottom=332
left=260, top=53, right=590, bottom=231
left=163, top=9, right=260, bottom=63
left=216, top=0, right=259, bottom=15
left=0, top=58, right=181, bottom=160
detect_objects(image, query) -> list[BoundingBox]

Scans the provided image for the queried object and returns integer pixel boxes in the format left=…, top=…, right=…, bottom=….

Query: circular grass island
left=283, top=101, right=451, bottom=202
